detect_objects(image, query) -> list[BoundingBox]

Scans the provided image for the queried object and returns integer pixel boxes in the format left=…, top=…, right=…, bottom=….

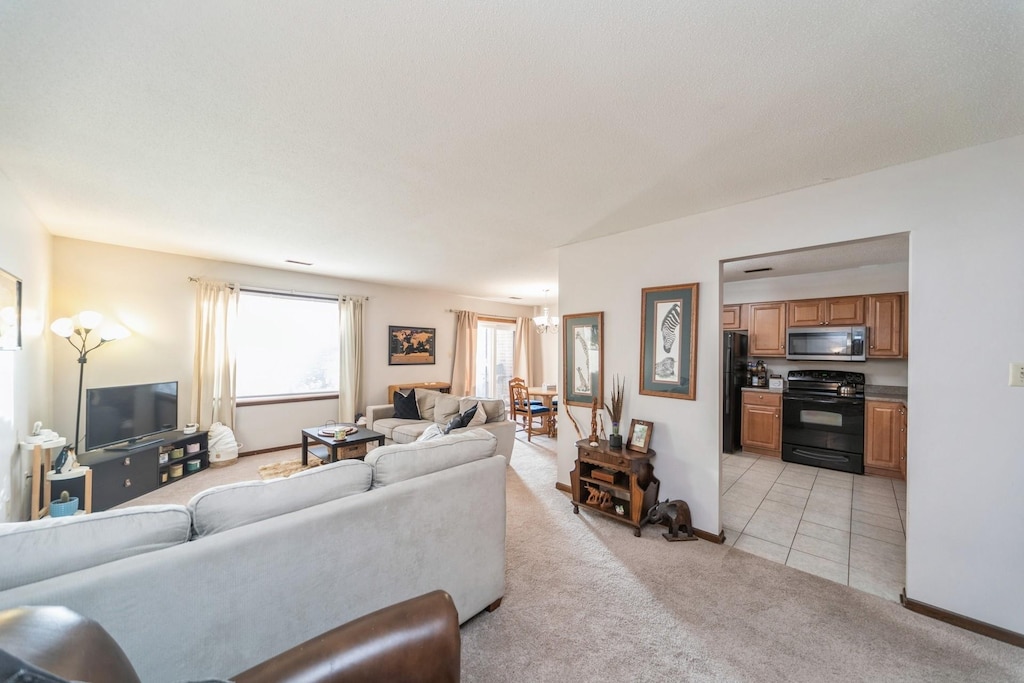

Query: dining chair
left=509, top=379, right=550, bottom=441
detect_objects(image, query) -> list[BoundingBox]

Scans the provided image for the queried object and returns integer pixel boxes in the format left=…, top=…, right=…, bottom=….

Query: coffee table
left=301, top=425, right=386, bottom=466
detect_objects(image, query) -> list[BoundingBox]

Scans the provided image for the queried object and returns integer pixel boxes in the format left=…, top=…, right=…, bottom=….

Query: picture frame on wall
left=388, top=326, right=436, bottom=365
left=0, top=268, right=22, bottom=351
left=562, top=311, right=603, bottom=407
left=626, top=418, right=653, bottom=453
left=639, top=282, right=699, bottom=400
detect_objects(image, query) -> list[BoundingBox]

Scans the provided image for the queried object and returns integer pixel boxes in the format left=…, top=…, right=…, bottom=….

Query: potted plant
left=605, top=374, right=625, bottom=448
left=49, top=489, right=79, bottom=517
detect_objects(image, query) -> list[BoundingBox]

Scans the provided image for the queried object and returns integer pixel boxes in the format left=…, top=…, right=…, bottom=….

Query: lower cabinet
left=79, top=430, right=209, bottom=510
left=741, top=391, right=782, bottom=457
left=864, top=400, right=907, bottom=479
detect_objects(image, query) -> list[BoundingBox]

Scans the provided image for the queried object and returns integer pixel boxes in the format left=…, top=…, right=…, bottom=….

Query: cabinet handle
left=123, top=457, right=131, bottom=466
left=124, top=478, right=131, bottom=488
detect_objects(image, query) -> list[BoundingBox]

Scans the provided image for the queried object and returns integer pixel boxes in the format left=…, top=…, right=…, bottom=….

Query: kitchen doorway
left=718, top=233, right=909, bottom=602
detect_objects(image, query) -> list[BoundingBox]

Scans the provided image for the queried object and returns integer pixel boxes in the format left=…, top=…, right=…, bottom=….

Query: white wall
left=51, top=238, right=534, bottom=453
left=724, top=263, right=910, bottom=387
left=0, top=176, right=52, bottom=522
left=558, top=135, right=1024, bottom=634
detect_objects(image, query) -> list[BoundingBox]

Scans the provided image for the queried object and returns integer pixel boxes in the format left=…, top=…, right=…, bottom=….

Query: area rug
left=257, top=458, right=320, bottom=480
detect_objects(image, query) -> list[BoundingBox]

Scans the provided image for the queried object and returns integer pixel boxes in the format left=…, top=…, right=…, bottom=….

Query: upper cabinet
left=787, top=296, right=865, bottom=327
left=748, top=302, right=787, bottom=356
left=866, top=293, right=905, bottom=358
left=722, top=304, right=745, bottom=330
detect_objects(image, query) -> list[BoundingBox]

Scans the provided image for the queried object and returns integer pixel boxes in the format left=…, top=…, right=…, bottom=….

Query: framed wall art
left=639, top=283, right=698, bottom=400
left=626, top=418, right=654, bottom=453
left=562, top=311, right=603, bottom=406
left=0, top=268, right=22, bottom=351
left=388, top=325, right=436, bottom=365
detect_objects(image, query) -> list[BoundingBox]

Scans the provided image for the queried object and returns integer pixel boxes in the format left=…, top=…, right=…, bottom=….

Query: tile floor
left=721, top=452, right=907, bottom=602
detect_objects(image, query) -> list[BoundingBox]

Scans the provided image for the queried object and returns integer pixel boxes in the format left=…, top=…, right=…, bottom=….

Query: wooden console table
left=387, top=382, right=451, bottom=403
left=570, top=439, right=659, bottom=537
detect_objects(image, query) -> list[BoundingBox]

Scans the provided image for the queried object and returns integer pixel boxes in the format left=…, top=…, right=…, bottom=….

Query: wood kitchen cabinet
left=722, top=304, right=746, bottom=330
left=787, top=296, right=865, bottom=327
left=747, top=302, right=787, bottom=356
left=741, top=390, right=782, bottom=457
left=866, top=293, right=905, bottom=358
left=864, top=400, right=906, bottom=479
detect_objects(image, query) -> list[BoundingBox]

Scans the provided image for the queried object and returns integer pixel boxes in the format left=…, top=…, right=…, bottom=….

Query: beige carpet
left=459, top=437, right=1024, bottom=682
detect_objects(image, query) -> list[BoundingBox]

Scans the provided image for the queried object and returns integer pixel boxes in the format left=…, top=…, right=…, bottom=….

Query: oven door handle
left=791, top=448, right=849, bottom=463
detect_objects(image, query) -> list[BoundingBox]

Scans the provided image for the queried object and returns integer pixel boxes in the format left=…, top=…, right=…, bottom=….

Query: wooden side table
left=570, top=439, right=659, bottom=536
left=387, top=382, right=452, bottom=403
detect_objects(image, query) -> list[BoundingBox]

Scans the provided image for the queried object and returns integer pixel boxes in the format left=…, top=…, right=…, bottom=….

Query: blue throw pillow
left=393, top=390, right=421, bottom=420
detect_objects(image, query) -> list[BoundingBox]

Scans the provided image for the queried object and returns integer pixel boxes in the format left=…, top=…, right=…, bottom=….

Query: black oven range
left=782, top=370, right=866, bottom=474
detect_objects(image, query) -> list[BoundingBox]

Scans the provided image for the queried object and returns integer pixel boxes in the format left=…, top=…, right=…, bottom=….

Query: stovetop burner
left=786, top=369, right=866, bottom=398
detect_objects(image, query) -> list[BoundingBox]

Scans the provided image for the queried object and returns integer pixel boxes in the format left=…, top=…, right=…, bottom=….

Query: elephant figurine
left=645, top=498, right=697, bottom=542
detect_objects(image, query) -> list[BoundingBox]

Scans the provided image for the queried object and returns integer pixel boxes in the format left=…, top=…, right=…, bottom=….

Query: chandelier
left=533, top=290, right=558, bottom=334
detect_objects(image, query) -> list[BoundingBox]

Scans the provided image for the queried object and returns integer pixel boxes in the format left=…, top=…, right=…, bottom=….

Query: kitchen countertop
left=741, top=386, right=783, bottom=394
left=864, top=385, right=907, bottom=403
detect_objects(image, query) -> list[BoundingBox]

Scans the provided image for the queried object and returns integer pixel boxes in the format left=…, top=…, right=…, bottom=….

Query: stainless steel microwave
left=786, top=326, right=867, bottom=361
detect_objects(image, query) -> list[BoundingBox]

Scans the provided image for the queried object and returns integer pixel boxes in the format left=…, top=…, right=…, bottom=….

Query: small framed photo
left=626, top=419, right=653, bottom=453
left=388, top=326, right=436, bottom=365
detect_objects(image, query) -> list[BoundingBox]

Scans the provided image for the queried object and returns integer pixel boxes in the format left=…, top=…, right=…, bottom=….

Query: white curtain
left=515, top=317, right=543, bottom=386
left=191, top=280, right=239, bottom=429
left=338, top=297, right=365, bottom=423
left=451, top=310, right=478, bottom=396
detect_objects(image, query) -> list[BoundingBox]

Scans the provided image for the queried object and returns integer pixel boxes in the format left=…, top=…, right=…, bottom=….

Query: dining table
left=528, top=387, right=558, bottom=437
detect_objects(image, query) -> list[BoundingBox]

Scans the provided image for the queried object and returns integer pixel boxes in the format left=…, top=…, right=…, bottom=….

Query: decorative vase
left=609, top=423, right=622, bottom=449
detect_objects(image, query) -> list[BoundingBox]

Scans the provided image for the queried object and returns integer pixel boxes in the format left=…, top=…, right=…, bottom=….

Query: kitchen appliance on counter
left=786, top=326, right=866, bottom=362
left=782, top=369, right=866, bottom=474
left=722, top=331, right=748, bottom=453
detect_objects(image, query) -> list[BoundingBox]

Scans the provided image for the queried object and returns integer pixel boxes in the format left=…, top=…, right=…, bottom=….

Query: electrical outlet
left=1010, top=362, right=1024, bottom=387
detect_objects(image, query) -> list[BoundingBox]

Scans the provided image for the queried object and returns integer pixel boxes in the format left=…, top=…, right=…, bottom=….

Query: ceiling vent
left=285, top=259, right=313, bottom=266
left=743, top=267, right=773, bottom=274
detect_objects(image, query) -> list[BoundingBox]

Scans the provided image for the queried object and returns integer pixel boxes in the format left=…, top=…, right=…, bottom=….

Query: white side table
left=24, top=439, right=93, bottom=519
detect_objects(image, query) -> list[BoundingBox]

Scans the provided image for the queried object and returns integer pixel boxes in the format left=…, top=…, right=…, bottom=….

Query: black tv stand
left=105, top=437, right=165, bottom=452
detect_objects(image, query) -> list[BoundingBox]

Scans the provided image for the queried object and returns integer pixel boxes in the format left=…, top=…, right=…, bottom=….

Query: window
left=475, top=320, right=515, bottom=400
left=236, top=291, right=339, bottom=398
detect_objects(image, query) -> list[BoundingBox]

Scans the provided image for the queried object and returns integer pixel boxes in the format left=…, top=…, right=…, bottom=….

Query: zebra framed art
left=639, top=283, right=699, bottom=400
left=562, top=311, right=603, bottom=407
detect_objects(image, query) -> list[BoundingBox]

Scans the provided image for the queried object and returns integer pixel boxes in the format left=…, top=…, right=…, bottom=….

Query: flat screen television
left=85, top=381, right=178, bottom=451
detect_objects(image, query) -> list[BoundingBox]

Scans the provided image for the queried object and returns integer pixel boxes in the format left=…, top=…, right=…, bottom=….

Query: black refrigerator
left=723, top=331, right=748, bottom=453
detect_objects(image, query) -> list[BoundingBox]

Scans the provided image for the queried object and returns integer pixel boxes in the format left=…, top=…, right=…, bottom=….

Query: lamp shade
left=100, top=324, right=131, bottom=341
left=76, top=310, right=103, bottom=330
left=50, top=317, right=75, bottom=338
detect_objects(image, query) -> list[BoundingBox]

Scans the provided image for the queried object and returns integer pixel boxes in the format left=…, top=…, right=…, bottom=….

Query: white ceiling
left=722, top=233, right=910, bottom=283
left=1, top=3, right=1021, bottom=305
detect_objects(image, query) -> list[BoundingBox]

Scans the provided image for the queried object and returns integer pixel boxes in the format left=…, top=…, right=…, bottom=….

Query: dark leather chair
left=0, top=590, right=460, bottom=683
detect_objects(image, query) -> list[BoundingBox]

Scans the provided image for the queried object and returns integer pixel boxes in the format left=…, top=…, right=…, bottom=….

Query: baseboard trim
left=695, top=528, right=725, bottom=544
left=900, top=590, right=1024, bottom=648
left=554, top=481, right=723, bottom=543
left=238, top=444, right=301, bottom=457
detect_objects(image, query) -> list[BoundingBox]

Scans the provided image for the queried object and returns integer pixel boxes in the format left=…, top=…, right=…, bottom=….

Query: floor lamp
left=51, top=311, right=130, bottom=454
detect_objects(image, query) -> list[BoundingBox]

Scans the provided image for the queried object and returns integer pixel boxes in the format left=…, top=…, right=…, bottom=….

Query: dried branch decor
left=605, top=374, right=625, bottom=434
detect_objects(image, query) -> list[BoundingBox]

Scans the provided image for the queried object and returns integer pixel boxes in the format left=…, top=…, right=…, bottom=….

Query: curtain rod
left=447, top=308, right=519, bottom=322
left=188, top=277, right=368, bottom=302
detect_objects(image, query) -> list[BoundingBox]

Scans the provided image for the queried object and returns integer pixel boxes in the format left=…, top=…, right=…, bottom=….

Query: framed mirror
left=0, top=268, right=22, bottom=351
left=562, top=311, right=603, bottom=407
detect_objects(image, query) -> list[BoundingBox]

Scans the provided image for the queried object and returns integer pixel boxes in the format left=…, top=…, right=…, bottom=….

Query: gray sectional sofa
left=367, top=388, right=514, bottom=459
left=0, top=429, right=506, bottom=683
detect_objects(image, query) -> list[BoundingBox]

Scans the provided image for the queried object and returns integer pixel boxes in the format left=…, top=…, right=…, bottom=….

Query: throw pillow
left=443, top=414, right=464, bottom=435
left=466, top=402, right=487, bottom=427
left=417, top=423, right=444, bottom=441
left=393, top=389, right=421, bottom=420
